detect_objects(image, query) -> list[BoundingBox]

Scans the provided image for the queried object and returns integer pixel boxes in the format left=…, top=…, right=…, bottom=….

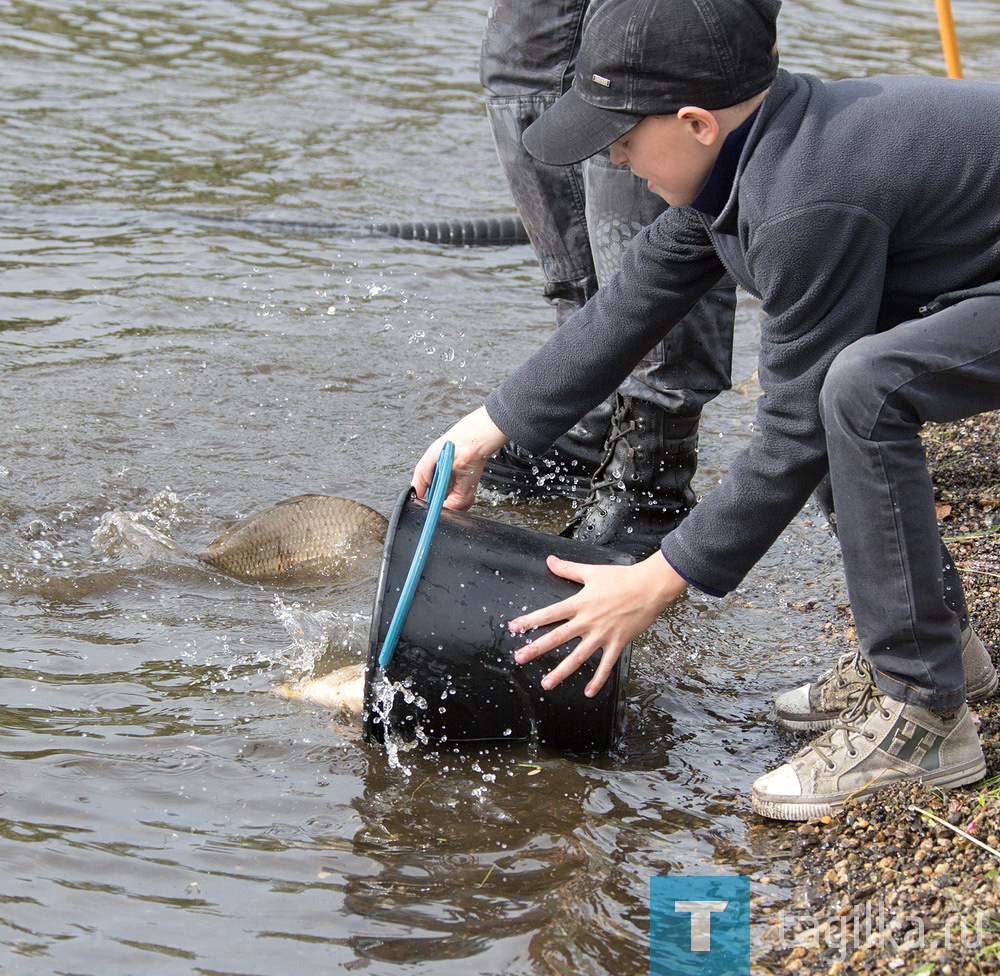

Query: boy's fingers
left=508, top=597, right=578, bottom=637
left=442, top=458, right=487, bottom=511
left=413, top=450, right=482, bottom=510
left=411, top=465, right=429, bottom=499
left=539, top=635, right=602, bottom=690
left=545, top=554, right=592, bottom=584
left=513, top=621, right=579, bottom=663
left=412, top=443, right=446, bottom=499
left=442, top=474, right=467, bottom=508
left=584, top=645, right=622, bottom=698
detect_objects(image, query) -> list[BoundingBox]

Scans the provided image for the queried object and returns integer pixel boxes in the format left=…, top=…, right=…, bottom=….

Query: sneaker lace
left=806, top=655, right=892, bottom=771
left=825, top=647, right=865, bottom=690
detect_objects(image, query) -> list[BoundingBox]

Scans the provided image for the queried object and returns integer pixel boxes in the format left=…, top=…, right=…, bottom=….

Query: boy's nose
left=609, top=143, right=627, bottom=165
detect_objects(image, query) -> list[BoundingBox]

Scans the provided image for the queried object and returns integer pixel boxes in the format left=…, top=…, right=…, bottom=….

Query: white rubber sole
left=751, top=755, right=988, bottom=821
left=772, top=711, right=839, bottom=732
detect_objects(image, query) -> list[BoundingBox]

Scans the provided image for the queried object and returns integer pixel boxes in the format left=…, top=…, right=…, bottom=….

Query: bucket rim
left=366, top=483, right=415, bottom=678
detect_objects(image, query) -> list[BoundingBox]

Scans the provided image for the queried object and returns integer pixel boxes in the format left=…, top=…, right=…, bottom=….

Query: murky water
left=1, top=2, right=998, bottom=973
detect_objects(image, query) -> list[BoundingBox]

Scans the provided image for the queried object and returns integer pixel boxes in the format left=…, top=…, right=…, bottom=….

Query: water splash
left=90, top=490, right=193, bottom=567
left=369, top=670, right=428, bottom=776
left=91, top=510, right=190, bottom=566
left=271, top=598, right=371, bottom=680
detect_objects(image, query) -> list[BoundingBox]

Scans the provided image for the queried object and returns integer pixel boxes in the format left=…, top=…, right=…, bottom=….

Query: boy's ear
left=677, top=106, right=721, bottom=146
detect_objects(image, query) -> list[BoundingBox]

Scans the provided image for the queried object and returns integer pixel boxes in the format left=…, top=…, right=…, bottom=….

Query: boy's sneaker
left=753, top=669, right=987, bottom=821
left=774, top=626, right=998, bottom=732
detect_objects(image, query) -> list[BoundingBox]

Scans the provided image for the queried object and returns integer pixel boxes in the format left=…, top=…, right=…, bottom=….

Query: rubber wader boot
left=562, top=394, right=700, bottom=560
left=480, top=398, right=612, bottom=501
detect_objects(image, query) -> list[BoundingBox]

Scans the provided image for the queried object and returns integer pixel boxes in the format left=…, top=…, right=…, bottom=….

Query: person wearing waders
left=414, top=0, right=1000, bottom=820
left=479, top=0, right=736, bottom=557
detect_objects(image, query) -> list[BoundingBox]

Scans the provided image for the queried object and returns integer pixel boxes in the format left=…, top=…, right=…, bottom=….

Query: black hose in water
left=369, top=216, right=528, bottom=246
left=178, top=211, right=529, bottom=247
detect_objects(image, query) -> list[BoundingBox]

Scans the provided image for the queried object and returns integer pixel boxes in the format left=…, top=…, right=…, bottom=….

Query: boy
left=413, top=0, right=1000, bottom=820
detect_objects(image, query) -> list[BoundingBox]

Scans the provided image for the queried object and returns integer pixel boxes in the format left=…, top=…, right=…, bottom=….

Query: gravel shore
left=757, top=414, right=1000, bottom=976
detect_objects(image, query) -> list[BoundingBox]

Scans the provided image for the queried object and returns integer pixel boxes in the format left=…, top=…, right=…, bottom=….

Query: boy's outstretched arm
left=509, top=552, right=689, bottom=696
left=412, top=406, right=508, bottom=510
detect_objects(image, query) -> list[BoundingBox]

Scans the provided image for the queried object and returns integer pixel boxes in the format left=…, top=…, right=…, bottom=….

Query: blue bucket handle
left=377, top=440, right=455, bottom=669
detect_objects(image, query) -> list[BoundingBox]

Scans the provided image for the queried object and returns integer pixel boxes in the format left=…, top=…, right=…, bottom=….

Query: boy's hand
left=509, top=551, right=688, bottom=696
left=412, top=406, right=508, bottom=510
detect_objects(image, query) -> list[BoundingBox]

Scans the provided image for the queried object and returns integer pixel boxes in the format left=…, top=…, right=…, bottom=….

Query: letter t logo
left=673, top=900, right=730, bottom=951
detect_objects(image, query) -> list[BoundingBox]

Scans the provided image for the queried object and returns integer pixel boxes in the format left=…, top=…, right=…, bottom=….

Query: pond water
left=2, top=2, right=999, bottom=974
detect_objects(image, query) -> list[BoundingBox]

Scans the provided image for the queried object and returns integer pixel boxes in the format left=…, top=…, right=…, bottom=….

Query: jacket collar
left=708, top=68, right=798, bottom=235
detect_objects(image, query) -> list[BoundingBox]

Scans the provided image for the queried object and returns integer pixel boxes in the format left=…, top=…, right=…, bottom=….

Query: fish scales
left=198, top=494, right=387, bottom=582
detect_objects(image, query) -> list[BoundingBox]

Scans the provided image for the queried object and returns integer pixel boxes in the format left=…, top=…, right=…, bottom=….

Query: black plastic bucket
left=363, top=487, right=633, bottom=752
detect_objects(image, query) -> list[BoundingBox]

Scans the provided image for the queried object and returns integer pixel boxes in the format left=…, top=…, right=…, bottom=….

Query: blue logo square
left=651, top=875, right=756, bottom=976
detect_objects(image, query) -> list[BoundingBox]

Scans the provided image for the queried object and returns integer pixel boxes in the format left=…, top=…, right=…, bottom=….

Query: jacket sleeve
left=484, top=207, right=729, bottom=452
left=664, top=204, right=892, bottom=594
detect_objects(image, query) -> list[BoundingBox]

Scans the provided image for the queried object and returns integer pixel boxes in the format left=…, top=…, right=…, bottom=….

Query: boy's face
left=608, top=113, right=719, bottom=207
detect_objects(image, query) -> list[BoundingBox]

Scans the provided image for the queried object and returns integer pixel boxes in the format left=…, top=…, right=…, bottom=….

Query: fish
left=198, top=494, right=387, bottom=583
left=88, top=494, right=380, bottom=714
left=199, top=497, right=380, bottom=714
left=274, top=662, right=366, bottom=714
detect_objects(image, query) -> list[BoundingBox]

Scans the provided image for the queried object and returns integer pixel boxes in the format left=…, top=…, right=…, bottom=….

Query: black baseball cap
left=523, top=0, right=781, bottom=165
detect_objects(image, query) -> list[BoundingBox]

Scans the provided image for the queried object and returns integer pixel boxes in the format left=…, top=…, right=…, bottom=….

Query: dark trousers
left=819, top=297, right=1000, bottom=709
left=480, top=0, right=734, bottom=414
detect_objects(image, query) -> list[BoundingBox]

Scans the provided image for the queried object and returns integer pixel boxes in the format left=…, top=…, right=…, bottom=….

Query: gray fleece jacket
left=484, top=68, right=1000, bottom=594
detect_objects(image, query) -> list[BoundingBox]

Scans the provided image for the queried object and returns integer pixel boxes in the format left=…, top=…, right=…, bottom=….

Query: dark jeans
left=819, top=296, right=1000, bottom=709
left=480, top=0, right=734, bottom=414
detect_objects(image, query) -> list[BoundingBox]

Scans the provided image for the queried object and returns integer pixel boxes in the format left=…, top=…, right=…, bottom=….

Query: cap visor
left=522, top=88, right=643, bottom=166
